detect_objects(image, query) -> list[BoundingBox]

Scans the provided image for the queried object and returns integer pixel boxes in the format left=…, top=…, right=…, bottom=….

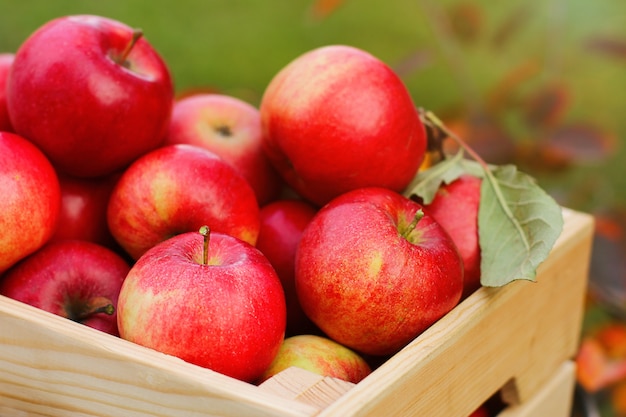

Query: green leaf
left=403, top=151, right=483, bottom=204
left=478, top=164, right=564, bottom=286
left=404, top=153, right=564, bottom=288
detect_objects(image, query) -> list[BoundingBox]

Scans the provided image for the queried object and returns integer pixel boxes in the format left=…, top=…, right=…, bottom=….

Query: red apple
left=256, top=199, right=319, bottom=336
left=469, top=405, right=491, bottom=417
left=117, top=228, right=287, bottom=383
left=6, top=15, right=174, bottom=178
left=0, top=53, right=14, bottom=132
left=260, top=45, right=427, bottom=207
left=0, top=132, right=60, bottom=273
left=258, top=334, right=371, bottom=384
left=50, top=172, right=120, bottom=250
left=0, top=240, right=130, bottom=335
left=107, top=144, right=260, bottom=260
left=296, top=187, right=463, bottom=356
left=423, top=174, right=482, bottom=298
left=165, top=93, right=283, bottom=205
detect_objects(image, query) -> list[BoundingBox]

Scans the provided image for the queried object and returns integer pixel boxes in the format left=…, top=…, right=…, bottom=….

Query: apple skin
left=469, top=405, right=491, bottom=417
left=422, top=174, right=482, bottom=298
left=258, top=334, right=372, bottom=384
left=50, top=172, right=120, bottom=250
left=0, top=132, right=60, bottom=273
left=296, top=187, right=464, bottom=356
left=107, top=144, right=261, bottom=260
left=0, top=53, right=14, bottom=132
left=165, top=93, right=283, bottom=206
left=256, top=199, right=319, bottom=336
left=260, top=45, right=427, bottom=207
left=0, top=240, right=130, bottom=335
left=6, top=15, right=174, bottom=178
left=117, top=230, right=287, bottom=383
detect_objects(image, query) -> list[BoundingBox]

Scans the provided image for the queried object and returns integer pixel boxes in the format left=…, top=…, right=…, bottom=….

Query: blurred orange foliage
left=576, top=323, right=626, bottom=393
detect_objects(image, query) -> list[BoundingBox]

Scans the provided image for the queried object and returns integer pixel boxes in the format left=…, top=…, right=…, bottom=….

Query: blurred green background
left=1, top=0, right=626, bottom=415
left=1, top=0, right=624, bottom=212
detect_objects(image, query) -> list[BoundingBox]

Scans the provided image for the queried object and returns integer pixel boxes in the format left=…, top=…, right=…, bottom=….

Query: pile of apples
left=0, top=14, right=483, bottom=387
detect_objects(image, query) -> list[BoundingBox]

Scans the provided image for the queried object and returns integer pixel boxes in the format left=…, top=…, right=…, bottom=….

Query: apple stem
left=116, top=29, right=143, bottom=66
left=402, top=209, right=424, bottom=238
left=68, top=296, right=115, bottom=323
left=199, top=225, right=210, bottom=265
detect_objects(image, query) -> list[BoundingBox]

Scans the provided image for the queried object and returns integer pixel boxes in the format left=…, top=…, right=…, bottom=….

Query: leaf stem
left=421, top=110, right=488, bottom=171
left=420, top=110, right=530, bottom=250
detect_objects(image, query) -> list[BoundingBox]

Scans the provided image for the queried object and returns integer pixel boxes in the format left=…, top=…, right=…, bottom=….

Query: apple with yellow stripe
left=295, top=186, right=463, bottom=356
left=107, top=144, right=260, bottom=260
left=0, top=132, right=60, bottom=273
left=117, top=226, right=286, bottom=383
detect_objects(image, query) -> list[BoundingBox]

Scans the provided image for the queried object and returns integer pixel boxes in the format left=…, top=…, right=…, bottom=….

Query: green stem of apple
left=69, top=296, right=115, bottom=323
left=402, top=209, right=424, bottom=238
left=117, top=29, right=143, bottom=65
left=199, top=225, right=210, bottom=265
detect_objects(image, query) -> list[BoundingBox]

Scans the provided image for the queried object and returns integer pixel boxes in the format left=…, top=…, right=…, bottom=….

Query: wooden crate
left=0, top=208, right=594, bottom=417
left=497, top=360, right=576, bottom=417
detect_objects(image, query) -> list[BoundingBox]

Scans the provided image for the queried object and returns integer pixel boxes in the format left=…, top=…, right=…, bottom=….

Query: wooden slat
left=498, top=361, right=576, bottom=417
left=0, top=296, right=317, bottom=417
left=258, top=366, right=355, bottom=409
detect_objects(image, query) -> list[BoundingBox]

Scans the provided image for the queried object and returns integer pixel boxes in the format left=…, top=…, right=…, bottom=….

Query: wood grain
left=498, top=361, right=576, bottom=417
left=258, top=366, right=355, bottom=409
left=0, top=296, right=316, bottom=417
